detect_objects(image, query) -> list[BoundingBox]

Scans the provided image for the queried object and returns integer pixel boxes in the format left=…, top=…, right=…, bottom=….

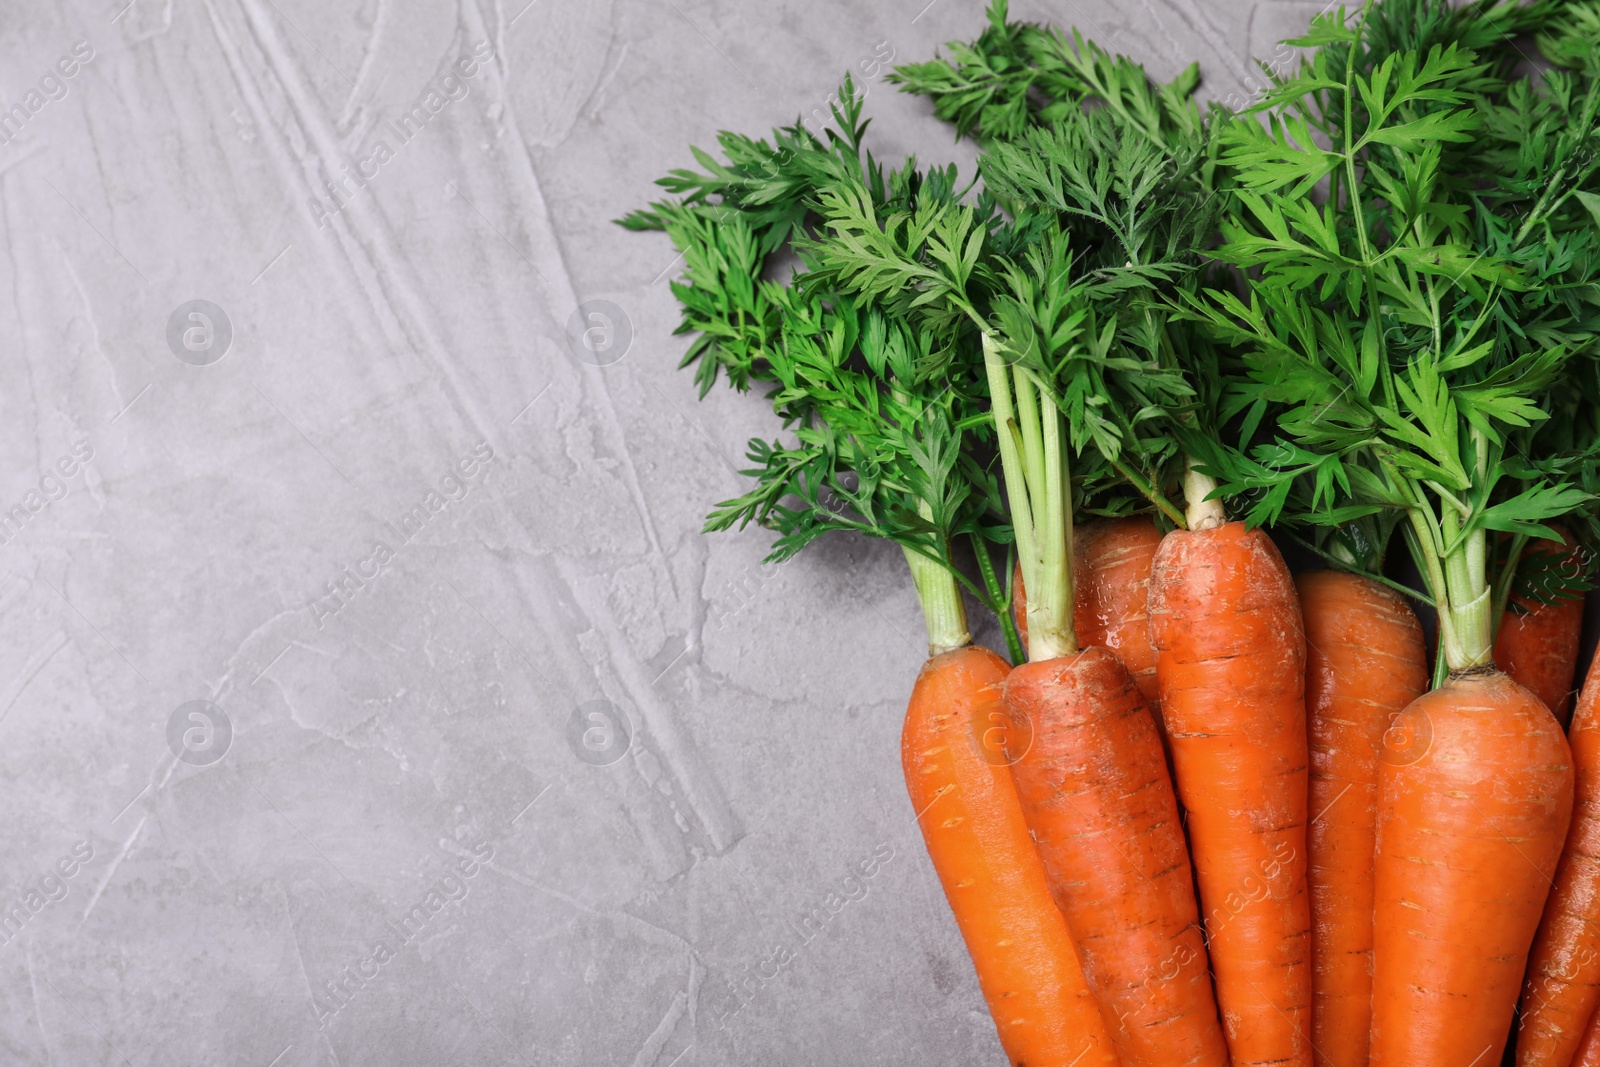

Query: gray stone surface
left=0, top=1, right=1283, bottom=1063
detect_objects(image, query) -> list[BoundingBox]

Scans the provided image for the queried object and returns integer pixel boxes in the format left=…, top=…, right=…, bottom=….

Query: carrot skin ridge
left=1516, top=661, right=1600, bottom=1067
left=1299, top=569, right=1429, bottom=1067
left=1371, top=670, right=1574, bottom=1067
left=902, top=645, right=1118, bottom=1067
left=1147, top=522, right=1313, bottom=1067
left=1004, top=645, right=1229, bottom=1067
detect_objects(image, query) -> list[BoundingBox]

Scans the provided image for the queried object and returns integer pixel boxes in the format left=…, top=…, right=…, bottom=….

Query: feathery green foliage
left=888, top=0, right=1203, bottom=149
left=1186, top=1, right=1600, bottom=668
left=622, top=0, right=1600, bottom=671
left=620, top=80, right=1027, bottom=656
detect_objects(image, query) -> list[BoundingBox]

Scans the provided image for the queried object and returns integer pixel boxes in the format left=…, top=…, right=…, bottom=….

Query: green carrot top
left=802, top=14, right=1255, bottom=656
left=888, top=0, right=1204, bottom=150
left=622, top=85, right=1033, bottom=658
left=1185, top=0, right=1600, bottom=672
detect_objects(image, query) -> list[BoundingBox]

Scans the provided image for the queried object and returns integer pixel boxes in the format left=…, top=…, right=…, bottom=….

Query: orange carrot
left=1370, top=670, right=1574, bottom=1066
left=983, top=328, right=1213, bottom=1065
left=902, top=644, right=1118, bottom=1067
left=1147, top=520, right=1311, bottom=1067
left=1516, top=662, right=1600, bottom=1066
left=1010, top=515, right=1163, bottom=708
left=1073, top=517, right=1164, bottom=709
left=1495, top=530, right=1586, bottom=726
left=1576, top=1008, right=1600, bottom=1067
left=1297, top=569, right=1429, bottom=1067
left=1005, top=645, right=1229, bottom=1067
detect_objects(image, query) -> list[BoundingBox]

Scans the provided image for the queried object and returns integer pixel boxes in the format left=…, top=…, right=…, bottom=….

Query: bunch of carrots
left=624, top=0, right=1600, bottom=1063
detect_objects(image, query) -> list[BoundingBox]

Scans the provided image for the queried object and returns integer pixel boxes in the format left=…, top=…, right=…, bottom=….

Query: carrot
left=1370, top=670, right=1574, bottom=1066
left=1005, top=647, right=1229, bottom=1067
left=980, top=333, right=1225, bottom=1066
left=1515, top=661, right=1600, bottom=1066
left=1495, top=530, right=1586, bottom=726
left=1181, top=10, right=1593, bottom=1063
left=1576, top=1008, right=1600, bottom=1067
left=1073, top=517, right=1164, bottom=708
left=1297, top=569, right=1428, bottom=1067
left=1147, top=512, right=1311, bottom=1067
left=902, top=644, right=1118, bottom=1067
left=1010, top=515, right=1163, bottom=710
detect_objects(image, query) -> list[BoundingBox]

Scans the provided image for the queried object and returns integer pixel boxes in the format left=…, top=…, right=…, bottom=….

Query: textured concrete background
left=0, top=1, right=1313, bottom=1064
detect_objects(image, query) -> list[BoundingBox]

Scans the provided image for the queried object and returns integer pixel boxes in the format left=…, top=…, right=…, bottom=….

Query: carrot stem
left=1181, top=455, right=1227, bottom=531
left=903, top=496, right=972, bottom=655
left=1491, top=532, right=1530, bottom=639
left=985, top=337, right=1038, bottom=582
left=903, top=543, right=971, bottom=656
left=1014, top=366, right=1048, bottom=514
left=972, top=533, right=1026, bottom=666
left=1434, top=433, right=1495, bottom=671
left=981, top=332, right=1076, bottom=661
left=1038, top=381, right=1075, bottom=656
left=1402, top=478, right=1494, bottom=673
left=1326, top=535, right=1360, bottom=570
left=1109, top=454, right=1187, bottom=529
left=1284, top=531, right=1429, bottom=603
